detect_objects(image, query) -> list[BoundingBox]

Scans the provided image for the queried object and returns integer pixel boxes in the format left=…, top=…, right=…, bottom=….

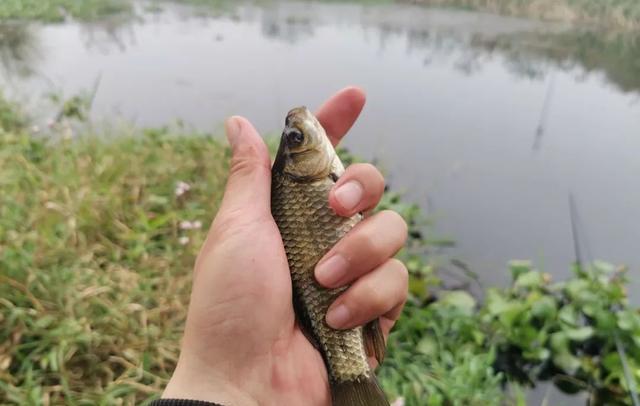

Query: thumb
left=217, top=116, right=272, bottom=220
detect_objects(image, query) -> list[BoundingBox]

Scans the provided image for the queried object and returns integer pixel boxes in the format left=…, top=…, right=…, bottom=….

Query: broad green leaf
left=509, top=260, right=532, bottom=281
left=594, top=309, right=618, bottom=332
left=617, top=310, right=640, bottom=331
left=417, top=336, right=438, bottom=357
left=439, top=290, right=476, bottom=315
left=602, top=352, right=621, bottom=372
left=531, top=296, right=557, bottom=320
left=564, top=279, right=589, bottom=300
left=593, top=261, right=616, bottom=274
left=524, top=347, right=550, bottom=361
left=486, top=289, right=510, bottom=316
left=514, top=271, right=544, bottom=289
left=558, top=305, right=579, bottom=326
left=565, top=326, right=594, bottom=341
left=553, top=351, right=581, bottom=374
left=550, top=332, right=569, bottom=353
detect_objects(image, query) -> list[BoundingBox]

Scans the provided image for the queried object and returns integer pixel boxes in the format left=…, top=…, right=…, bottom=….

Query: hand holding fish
left=163, top=87, right=408, bottom=406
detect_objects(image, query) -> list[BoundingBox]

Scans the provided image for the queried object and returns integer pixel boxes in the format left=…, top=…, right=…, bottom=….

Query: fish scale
left=271, top=174, right=370, bottom=383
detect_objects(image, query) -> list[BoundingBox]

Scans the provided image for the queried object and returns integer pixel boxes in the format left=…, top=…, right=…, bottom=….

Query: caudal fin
left=332, top=375, right=390, bottom=406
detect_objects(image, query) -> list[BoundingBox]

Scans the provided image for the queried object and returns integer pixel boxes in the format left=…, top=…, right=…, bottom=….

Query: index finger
left=315, top=86, right=366, bottom=146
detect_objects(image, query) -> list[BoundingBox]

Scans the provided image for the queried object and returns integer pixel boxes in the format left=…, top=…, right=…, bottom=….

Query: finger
left=329, top=163, right=385, bottom=217
left=216, top=116, right=272, bottom=221
left=368, top=304, right=403, bottom=369
left=325, top=258, right=408, bottom=330
left=378, top=302, right=404, bottom=339
left=315, top=210, right=407, bottom=288
left=315, top=86, right=366, bottom=146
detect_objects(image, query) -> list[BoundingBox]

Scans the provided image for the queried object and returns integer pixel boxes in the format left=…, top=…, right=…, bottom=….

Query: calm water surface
left=2, top=2, right=639, bottom=403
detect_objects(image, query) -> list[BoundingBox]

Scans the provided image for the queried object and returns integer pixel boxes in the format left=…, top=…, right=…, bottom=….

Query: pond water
left=1, top=1, right=639, bottom=404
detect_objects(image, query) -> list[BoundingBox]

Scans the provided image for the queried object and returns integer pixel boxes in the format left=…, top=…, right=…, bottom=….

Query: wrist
left=164, top=358, right=259, bottom=406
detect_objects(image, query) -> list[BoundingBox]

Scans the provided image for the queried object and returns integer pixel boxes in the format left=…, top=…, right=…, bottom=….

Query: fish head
left=273, top=106, right=344, bottom=181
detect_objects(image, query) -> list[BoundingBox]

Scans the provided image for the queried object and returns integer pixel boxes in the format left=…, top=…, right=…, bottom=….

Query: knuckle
left=229, top=143, right=270, bottom=177
left=342, top=283, right=378, bottom=319
left=349, top=227, right=378, bottom=256
left=390, top=259, right=409, bottom=288
left=369, top=164, right=385, bottom=190
left=357, top=163, right=385, bottom=192
left=229, top=155, right=270, bottom=178
left=370, top=287, right=390, bottom=313
left=378, top=210, right=408, bottom=236
left=357, top=162, right=377, bottom=174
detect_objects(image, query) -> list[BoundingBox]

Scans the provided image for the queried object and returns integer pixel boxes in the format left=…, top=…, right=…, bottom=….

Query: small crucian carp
left=271, top=106, right=389, bottom=406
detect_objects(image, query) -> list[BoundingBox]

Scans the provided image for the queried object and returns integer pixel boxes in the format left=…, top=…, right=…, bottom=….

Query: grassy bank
left=404, top=0, right=640, bottom=30
left=0, top=127, right=228, bottom=404
left=1, top=0, right=639, bottom=30
left=0, top=0, right=132, bottom=23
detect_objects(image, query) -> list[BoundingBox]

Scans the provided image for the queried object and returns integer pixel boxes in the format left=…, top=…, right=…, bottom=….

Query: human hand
left=162, top=87, right=408, bottom=405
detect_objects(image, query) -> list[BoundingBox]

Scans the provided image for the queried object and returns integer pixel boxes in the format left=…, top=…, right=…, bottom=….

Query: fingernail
left=315, top=255, right=348, bottom=287
left=327, top=304, right=351, bottom=329
left=334, top=181, right=363, bottom=212
left=225, top=116, right=242, bottom=148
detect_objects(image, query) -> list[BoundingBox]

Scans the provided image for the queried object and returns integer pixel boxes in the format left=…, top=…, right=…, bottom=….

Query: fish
left=271, top=106, right=389, bottom=406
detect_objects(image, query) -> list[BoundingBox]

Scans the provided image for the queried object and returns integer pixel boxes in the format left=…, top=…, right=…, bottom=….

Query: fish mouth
left=288, top=148, right=314, bottom=158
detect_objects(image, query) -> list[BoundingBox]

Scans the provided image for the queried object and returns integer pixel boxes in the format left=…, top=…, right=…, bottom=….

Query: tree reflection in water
left=0, top=23, right=41, bottom=78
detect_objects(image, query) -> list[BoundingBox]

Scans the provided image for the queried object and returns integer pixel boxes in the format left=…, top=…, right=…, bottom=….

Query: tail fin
left=332, top=375, right=390, bottom=406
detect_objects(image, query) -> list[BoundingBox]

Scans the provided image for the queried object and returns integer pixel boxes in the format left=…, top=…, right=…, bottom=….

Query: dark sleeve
left=149, top=399, right=224, bottom=406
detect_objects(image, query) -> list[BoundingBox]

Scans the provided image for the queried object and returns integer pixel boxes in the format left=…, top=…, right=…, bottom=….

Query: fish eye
left=286, top=130, right=305, bottom=147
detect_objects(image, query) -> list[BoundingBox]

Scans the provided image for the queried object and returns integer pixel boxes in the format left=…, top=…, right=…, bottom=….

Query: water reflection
left=192, top=3, right=635, bottom=93
left=77, top=15, right=138, bottom=53
left=0, top=23, right=41, bottom=78
left=4, top=1, right=638, bottom=96
left=475, top=29, right=640, bottom=94
left=261, top=12, right=314, bottom=43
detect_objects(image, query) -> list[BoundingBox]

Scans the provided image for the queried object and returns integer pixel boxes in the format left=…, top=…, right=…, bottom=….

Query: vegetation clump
left=379, top=192, right=640, bottom=405
left=0, top=0, right=132, bottom=22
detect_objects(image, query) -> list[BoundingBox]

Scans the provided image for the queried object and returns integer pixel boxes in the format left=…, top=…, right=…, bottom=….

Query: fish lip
left=272, top=145, right=313, bottom=175
left=288, top=148, right=314, bottom=158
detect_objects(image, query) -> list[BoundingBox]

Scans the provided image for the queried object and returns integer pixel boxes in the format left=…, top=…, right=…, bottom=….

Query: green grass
left=0, top=0, right=132, bottom=22
left=0, top=122, right=228, bottom=403
left=0, top=0, right=392, bottom=23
